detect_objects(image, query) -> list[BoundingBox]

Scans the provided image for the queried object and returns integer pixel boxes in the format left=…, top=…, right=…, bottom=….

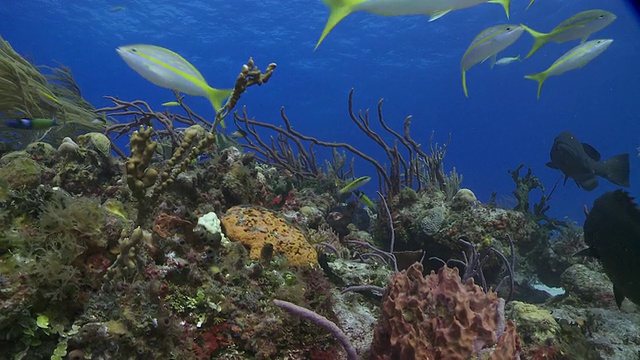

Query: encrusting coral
left=370, top=262, right=521, bottom=360
left=221, top=205, right=318, bottom=266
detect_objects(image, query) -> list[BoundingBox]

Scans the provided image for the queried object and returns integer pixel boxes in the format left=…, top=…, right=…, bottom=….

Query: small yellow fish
left=103, top=199, right=128, bottom=220
left=229, top=129, right=247, bottom=139
left=338, top=176, right=371, bottom=194
left=161, top=101, right=181, bottom=106
left=355, top=191, right=376, bottom=209
left=524, top=39, right=613, bottom=99
left=116, top=44, right=232, bottom=118
left=33, top=86, right=62, bottom=108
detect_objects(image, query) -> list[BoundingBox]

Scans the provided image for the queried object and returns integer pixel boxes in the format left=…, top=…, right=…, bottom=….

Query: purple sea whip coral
left=272, top=299, right=358, bottom=360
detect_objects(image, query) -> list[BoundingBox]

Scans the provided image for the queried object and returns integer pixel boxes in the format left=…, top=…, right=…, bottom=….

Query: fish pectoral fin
left=427, top=9, right=451, bottom=22
left=489, top=54, right=497, bottom=69
left=144, top=64, right=163, bottom=77
left=481, top=53, right=496, bottom=65
left=545, top=161, right=558, bottom=169
left=581, top=143, right=601, bottom=161
left=577, top=176, right=599, bottom=191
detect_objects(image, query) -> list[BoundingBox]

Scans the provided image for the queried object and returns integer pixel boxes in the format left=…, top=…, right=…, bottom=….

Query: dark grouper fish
left=546, top=131, right=629, bottom=191
left=581, top=190, right=640, bottom=307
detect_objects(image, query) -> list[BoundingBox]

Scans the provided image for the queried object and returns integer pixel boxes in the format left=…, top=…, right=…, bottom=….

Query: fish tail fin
left=315, top=0, right=364, bottom=50
left=462, top=70, right=469, bottom=97
left=515, top=54, right=522, bottom=62
left=600, top=153, right=630, bottom=187
left=206, top=87, right=233, bottom=128
left=488, top=0, right=511, bottom=19
left=521, top=24, right=551, bottom=58
left=206, top=87, right=233, bottom=113
left=524, top=72, right=548, bottom=100
left=427, top=10, right=451, bottom=22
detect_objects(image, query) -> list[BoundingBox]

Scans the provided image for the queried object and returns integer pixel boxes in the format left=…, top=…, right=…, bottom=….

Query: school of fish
left=1, top=2, right=619, bottom=132
left=317, top=2, right=617, bottom=98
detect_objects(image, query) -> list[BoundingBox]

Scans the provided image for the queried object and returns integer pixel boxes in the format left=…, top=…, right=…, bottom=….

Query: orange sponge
left=221, top=205, right=317, bottom=267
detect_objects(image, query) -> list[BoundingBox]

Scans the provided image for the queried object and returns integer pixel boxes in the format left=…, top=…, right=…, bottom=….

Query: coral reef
left=2, top=50, right=638, bottom=360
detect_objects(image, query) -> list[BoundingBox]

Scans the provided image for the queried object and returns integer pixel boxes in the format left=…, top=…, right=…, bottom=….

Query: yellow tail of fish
left=487, top=0, right=511, bottom=19
left=524, top=72, right=549, bottom=100
left=521, top=24, right=552, bottom=59
left=315, top=0, right=367, bottom=50
left=206, top=86, right=233, bottom=127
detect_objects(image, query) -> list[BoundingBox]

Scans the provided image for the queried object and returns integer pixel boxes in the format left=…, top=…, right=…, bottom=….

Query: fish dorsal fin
left=582, top=143, right=601, bottom=161
left=428, top=9, right=451, bottom=22
left=612, top=190, right=640, bottom=224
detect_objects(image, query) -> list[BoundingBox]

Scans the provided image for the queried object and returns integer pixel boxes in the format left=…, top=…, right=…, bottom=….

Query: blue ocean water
left=1, top=0, right=639, bottom=223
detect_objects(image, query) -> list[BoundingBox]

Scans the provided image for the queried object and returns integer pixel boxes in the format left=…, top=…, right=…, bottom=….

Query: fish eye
left=131, top=48, right=137, bottom=52
left=599, top=15, right=604, bottom=18
left=506, top=27, right=511, bottom=30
